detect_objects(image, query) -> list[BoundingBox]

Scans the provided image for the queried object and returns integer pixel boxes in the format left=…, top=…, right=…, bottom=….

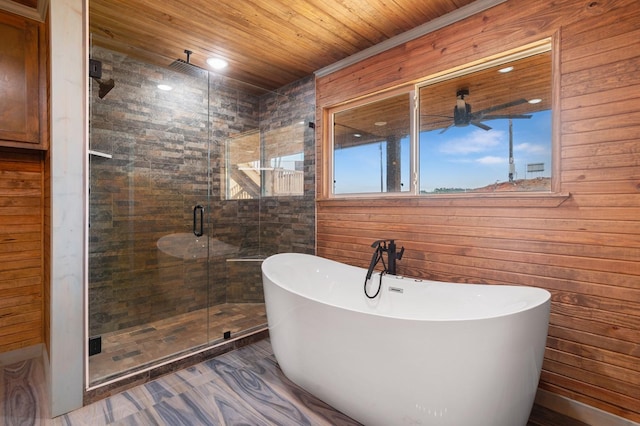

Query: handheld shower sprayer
left=366, top=239, right=388, bottom=280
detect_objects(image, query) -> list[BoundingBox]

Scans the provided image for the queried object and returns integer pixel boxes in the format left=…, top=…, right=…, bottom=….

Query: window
left=330, top=41, right=553, bottom=196
left=225, top=123, right=305, bottom=199
left=333, top=93, right=411, bottom=194
left=225, top=130, right=261, bottom=199
left=262, top=124, right=305, bottom=197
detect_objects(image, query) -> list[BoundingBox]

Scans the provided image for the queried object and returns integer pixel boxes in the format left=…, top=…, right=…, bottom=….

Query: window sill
left=318, top=192, right=571, bottom=208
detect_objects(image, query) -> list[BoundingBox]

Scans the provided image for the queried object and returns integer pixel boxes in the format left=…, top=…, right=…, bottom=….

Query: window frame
left=324, top=38, right=564, bottom=202
left=330, top=89, right=416, bottom=196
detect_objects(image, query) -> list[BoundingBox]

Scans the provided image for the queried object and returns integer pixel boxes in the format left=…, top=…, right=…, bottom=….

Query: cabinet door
left=0, top=12, right=40, bottom=146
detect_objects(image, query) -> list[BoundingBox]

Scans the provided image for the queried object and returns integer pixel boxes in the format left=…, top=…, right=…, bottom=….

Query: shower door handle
left=193, top=205, right=204, bottom=237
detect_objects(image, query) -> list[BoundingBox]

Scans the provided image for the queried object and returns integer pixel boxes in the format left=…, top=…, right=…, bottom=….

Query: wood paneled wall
left=315, top=0, right=640, bottom=422
left=0, top=148, right=44, bottom=353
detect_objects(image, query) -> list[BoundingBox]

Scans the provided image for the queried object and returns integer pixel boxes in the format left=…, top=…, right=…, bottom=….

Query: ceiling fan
left=437, top=89, right=532, bottom=134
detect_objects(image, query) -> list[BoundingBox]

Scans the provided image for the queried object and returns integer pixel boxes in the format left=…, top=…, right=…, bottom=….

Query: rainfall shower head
left=169, top=50, right=208, bottom=79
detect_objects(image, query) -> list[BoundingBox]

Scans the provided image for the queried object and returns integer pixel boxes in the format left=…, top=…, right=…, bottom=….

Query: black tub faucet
left=364, top=239, right=405, bottom=299
left=369, top=239, right=404, bottom=276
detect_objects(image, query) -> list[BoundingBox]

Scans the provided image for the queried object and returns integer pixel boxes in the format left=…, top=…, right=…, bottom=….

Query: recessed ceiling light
left=353, top=133, right=362, bottom=138
left=528, top=98, right=542, bottom=104
left=207, top=57, right=228, bottom=70
left=374, top=121, right=387, bottom=126
left=498, top=66, right=514, bottom=73
left=157, top=84, right=173, bottom=91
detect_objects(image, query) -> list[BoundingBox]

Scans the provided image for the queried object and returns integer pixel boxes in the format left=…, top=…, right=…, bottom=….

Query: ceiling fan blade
left=471, top=121, right=492, bottom=131
left=439, top=123, right=454, bottom=134
left=479, top=114, right=533, bottom=120
left=473, top=98, right=528, bottom=116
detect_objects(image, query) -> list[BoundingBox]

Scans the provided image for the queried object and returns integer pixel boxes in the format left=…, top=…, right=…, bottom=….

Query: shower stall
left=87, top=43, right=315, bottom=387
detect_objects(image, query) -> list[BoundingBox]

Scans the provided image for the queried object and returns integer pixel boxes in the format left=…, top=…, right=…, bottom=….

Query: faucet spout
left=386, top=240, right=405, bottom=276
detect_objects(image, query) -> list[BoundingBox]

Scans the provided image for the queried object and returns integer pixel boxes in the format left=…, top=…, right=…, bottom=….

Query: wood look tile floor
left=2, top=338, right=589, bottom=426
left=90, top=303, right=268, bottom=385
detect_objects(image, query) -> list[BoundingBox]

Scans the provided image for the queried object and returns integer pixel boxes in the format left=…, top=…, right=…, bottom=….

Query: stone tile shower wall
left=259, top=76, right=316, bottom=254
left=88, top=48, right=316, bottom=336
left=89, top=47, right=260, bottom=336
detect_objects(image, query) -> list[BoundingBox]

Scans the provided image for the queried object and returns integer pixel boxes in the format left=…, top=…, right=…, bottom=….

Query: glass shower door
left=87, top=43, right=315, bottom=387
left=205, top=76, right=266, bottom=345
left=87, top=45, right=212, bottom=386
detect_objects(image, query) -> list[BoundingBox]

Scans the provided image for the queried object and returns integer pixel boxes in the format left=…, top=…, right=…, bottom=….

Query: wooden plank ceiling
left=3, top=0, right=551, bottom=141
left=85, top=0, right=476, bottom=91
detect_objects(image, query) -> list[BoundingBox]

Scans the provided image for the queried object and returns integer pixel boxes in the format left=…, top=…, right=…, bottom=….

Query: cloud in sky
left=476, top=155, right=505, bottom=165
left=515, top=142, right=548, bottom=154
left=439, top=129, right=505, bottom=155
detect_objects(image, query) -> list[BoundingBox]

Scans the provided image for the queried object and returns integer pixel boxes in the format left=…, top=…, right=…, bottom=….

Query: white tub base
left=262, top=253, right=551, bottom=426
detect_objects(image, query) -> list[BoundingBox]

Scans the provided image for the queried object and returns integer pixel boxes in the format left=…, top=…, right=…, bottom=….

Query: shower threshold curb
left=83, top=327, right=269, bottom=406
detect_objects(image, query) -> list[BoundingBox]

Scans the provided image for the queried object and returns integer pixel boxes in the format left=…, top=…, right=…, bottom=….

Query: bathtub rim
left=262, top=252, right=551, bottom=323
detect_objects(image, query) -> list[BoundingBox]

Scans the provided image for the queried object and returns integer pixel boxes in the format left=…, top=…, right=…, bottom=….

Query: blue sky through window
left=333, top=110, right=551, bottom=194
left=420, top=110, right=551, bottom=192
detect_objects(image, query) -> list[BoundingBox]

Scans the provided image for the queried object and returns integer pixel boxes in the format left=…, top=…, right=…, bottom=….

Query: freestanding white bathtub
left=262, top=253, right=551, bottom=426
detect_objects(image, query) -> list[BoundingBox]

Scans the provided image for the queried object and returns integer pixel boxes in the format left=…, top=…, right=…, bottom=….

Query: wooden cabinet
left=0, top=11, right=46, bottom=150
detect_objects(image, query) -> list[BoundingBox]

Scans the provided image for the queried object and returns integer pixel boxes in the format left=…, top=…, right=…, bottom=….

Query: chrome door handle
left=193, top=205, right=204, bottom=237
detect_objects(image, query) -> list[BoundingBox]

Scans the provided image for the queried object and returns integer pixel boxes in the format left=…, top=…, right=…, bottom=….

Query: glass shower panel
left=205, top=85, right=314, bottom=345
left=88, top=45, right=211, bottom=385
left=207, top=75, right=266, bottom=344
